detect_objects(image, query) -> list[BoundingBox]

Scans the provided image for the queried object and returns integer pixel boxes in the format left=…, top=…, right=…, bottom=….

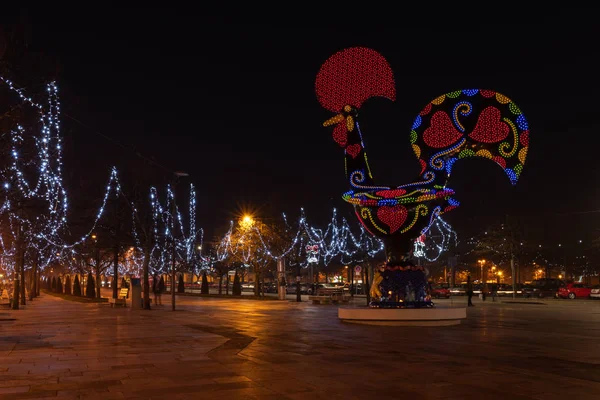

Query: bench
left=309, top=288, right=350, bottom=304
left=109, top=288, right=129, bottom=308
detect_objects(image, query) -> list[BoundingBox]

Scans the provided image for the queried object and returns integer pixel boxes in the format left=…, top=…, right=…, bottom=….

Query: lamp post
left=478, top=259, right=486, bottom=283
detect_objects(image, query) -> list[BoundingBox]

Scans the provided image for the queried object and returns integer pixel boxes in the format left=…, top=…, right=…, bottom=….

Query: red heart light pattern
left=377, top=205, right=407, bottom=234
left=423, top=111, right=464, bottom=148
left=468, top=106, right=509, bottom=143
left=346, top=144, right=361, bottom=158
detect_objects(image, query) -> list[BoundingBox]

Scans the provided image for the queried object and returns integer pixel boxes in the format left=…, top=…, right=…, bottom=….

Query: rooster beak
left=323, top=114, right=344, bottom=127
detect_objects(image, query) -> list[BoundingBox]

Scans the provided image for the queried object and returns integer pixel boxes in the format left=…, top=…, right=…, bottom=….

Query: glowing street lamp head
left=240, top=215, right=254, bottom=228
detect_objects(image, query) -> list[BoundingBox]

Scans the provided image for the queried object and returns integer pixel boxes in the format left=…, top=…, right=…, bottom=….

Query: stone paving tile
left=0, top=385, right=30, bottom=394
left=2, top=293, right=600, bottom=399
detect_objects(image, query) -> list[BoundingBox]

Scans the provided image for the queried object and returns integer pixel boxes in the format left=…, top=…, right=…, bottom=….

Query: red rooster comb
left=315, top=47, right=396, bottom=112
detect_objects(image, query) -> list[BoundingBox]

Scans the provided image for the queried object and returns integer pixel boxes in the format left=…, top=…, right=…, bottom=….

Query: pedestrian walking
left=467, top=275, right=474, bottom=307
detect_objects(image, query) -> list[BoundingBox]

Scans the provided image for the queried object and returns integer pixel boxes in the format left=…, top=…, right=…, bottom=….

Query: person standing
left=466, top=275, right=474, bottom=307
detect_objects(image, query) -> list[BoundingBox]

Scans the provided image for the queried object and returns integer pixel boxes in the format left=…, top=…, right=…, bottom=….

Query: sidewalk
left=2, top=291, right=600, bottom=399
left=0, top=294, right=237, bottom=399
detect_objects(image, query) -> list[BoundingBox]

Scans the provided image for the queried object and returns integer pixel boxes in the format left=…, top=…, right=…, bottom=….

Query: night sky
left=5, top=8, right=600, bottom=245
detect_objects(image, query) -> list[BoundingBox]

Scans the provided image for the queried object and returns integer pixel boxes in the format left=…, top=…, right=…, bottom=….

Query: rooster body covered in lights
left=315, top=47, right=530, bottom=307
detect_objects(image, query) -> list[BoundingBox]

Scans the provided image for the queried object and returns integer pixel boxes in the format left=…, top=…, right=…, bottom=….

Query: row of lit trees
left=210, top=210, right=386, bottom=299
left=0, top=37, right=415, bottom=310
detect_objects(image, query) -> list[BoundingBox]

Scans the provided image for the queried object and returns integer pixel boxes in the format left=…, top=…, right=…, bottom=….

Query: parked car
left=449, top=285, right=467, bottom=296
left=522, top=278, right=565, bottom=298
left=431, top=284, right=450, bottom=299
left=263, top=282, right=278, bottom=293
left=491, top=283, right=523, bottom=297
left=315, top=283, right=342, bottom=295
left=557, top=282, right=593, bottom=299
left=590, top=285, right=600, bottom=299
left=241, top=283, right=254, bottom=292
left=286, top=283, right=314, bottom=295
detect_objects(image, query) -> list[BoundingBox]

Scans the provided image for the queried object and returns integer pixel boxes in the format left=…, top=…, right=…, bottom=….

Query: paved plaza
left=1, top=293, right=599, bottom=399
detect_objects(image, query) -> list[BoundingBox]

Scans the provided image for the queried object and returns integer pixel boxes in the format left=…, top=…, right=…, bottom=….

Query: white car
left=590, top=285, right=600, bottom=299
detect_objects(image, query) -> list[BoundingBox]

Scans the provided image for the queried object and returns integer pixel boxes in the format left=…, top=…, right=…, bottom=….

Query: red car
left=431, top=284, right=451, bottom=299
left=558, top=282, right=593, bottom=299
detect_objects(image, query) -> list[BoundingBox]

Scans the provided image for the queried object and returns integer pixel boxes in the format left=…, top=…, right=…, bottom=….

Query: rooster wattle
left=316, top=47, right=530, bottom=306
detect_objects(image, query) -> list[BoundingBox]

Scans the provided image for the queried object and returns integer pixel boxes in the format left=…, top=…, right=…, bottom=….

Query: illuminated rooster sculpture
left=316, top=47, right=530, bottom=307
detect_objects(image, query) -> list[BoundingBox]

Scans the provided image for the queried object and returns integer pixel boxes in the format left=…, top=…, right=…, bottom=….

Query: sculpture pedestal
left=338, top=306, right=466, bottom=326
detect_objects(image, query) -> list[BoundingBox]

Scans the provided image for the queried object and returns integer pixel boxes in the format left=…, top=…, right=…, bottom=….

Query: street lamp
left=478, top=259, right=486, bottom=283
left=240, top=215, right=254, bottom=229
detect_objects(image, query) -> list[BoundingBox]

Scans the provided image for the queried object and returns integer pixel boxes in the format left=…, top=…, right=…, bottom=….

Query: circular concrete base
left=338, top=307, right=467, bottom=326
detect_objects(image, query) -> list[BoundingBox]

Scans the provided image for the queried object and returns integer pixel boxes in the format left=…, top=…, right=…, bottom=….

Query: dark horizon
left=2, top=8, right=599, bottom=246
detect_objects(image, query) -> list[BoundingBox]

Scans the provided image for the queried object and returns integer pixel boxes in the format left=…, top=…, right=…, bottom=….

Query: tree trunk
left=225, top=273, right=229, bottom=295
left=113, top=198, right=120, bottom=299
left=12, top=278, right=20, bottom=310
left=12, top=224, right=22, bottom=309
left=254, top=270, right=260, bottom=296
left=365, top=262, right=371, bottom=305
left=350, top=267, right=354, bottom=298
left=37, top=269, right=40, bottom=296
left=95, top=249, right=101, bottom=299
left=30, top=256, right=37, bottom=301
left=260, top=274, right=264, bottom=297
left=143, top=244, right=151, bottom=309
left=296, top=262, right=301, bottom=302
left=28, top=268, right=34, bottom=301
left=20, top=247, right=26, bottom=305
left=218, top=274, right=223, bottom=295
left=171, top=241, right=176, bottom=311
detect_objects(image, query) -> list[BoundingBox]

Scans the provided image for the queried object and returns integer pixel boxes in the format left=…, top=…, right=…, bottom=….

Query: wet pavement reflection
left=1, top=293, right=599, bottom=399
